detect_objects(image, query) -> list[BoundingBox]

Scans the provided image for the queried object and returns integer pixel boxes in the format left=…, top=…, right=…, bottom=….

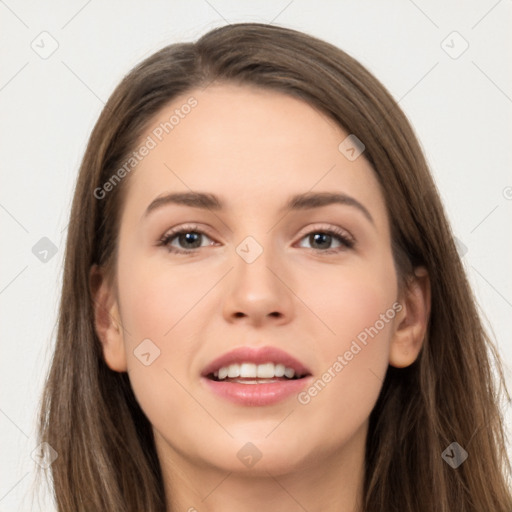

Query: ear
left=89, top=264, right=127, bottom=372
left=389, top=266, right=431, bottom=368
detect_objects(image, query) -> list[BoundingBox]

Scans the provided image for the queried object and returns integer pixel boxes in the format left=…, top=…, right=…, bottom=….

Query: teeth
left=213, top=362, right=298, bottom=380
left=284, top=367, right=295, bottom=379
left=256, top=363, right=274, bottom=378
left=274, top=363, right=285, bottom=377
left=240, top=363, right=257, bottom=378
left=227, top=364, right=240, bottom=378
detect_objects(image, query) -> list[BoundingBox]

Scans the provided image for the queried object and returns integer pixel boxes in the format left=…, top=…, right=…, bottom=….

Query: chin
left=201, top=435, right=316, bottom=476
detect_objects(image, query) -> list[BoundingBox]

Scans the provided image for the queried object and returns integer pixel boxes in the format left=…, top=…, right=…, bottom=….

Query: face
left=103, top=83, right=406, bottom=476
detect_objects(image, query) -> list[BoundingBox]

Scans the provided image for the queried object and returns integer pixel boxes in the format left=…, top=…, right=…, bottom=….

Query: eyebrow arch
left=143, top=191, right=374, bottom=224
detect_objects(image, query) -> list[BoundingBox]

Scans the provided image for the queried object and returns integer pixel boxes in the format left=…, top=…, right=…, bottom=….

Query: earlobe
left=89, top=264, right=128, bottom=372
left=389, top=266, right=431, bottom=368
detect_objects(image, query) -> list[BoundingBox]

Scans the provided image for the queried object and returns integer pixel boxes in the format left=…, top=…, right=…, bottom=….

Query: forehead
left=120, top=83, right=388, bottom=226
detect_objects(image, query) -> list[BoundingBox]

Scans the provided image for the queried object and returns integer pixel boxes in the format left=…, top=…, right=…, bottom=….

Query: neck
left=156, top=423, right=367, bottom=512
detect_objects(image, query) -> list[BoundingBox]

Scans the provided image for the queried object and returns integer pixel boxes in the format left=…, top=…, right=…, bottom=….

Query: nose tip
left=223, top=252, right=293, bottom=326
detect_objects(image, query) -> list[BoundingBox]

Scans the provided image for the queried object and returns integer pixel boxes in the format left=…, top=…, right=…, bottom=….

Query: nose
left=222, top=240, right=295, bottom=327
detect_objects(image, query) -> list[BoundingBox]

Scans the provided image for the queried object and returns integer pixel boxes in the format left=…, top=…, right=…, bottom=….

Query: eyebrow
left=143, top=191, right=374, bottom=224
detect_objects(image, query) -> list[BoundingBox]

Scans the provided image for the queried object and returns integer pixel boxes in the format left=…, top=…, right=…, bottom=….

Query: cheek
left=114, top=250, right=196, bottom=363
left=295, top=263, right=397, bottom=430
left=115, top=258, right=206, bottom=436
left=117, top=251, right=211, bottom=341
left=300, top=254, right=398, bottom=355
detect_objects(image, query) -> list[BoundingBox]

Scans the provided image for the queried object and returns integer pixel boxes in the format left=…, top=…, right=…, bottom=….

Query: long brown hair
left=37, top=22, right=512, bottom=511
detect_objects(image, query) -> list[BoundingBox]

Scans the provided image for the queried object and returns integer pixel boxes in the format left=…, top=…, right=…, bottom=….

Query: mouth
left=200, top=346, right=313, bottom=406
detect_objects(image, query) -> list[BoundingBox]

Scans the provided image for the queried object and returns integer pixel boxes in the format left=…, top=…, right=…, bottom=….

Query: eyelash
left=157, top=223, right=355, bottom=256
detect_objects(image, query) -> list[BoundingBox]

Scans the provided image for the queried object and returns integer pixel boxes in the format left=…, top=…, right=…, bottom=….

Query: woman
left=37, top=22, right=512, bottom=511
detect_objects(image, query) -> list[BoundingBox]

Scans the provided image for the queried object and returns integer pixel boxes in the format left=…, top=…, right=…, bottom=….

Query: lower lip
left=201, top=376, right=313, bottom=406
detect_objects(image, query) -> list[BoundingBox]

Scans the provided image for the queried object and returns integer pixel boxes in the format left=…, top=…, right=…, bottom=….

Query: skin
left=91, top=83, right=430, bottom=512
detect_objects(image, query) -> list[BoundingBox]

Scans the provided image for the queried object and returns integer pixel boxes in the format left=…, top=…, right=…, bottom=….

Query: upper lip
left=201, top=346, right=312, bottom=377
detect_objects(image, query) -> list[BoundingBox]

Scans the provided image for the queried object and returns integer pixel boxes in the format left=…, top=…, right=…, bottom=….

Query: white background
left=1, top=1, right=511, bottom=510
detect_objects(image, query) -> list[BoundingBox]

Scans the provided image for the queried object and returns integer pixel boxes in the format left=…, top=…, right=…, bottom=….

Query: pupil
left=311, top=233, right=331, bottom=249
left=180, top=232, right=201, bottom=248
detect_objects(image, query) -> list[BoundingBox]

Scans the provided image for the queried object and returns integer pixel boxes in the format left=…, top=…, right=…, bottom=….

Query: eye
left=296, top=226, right=355, bottom=254
left=157, top=224, right=355, bottom=256
left=158, top=224, right=216, bottom=255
